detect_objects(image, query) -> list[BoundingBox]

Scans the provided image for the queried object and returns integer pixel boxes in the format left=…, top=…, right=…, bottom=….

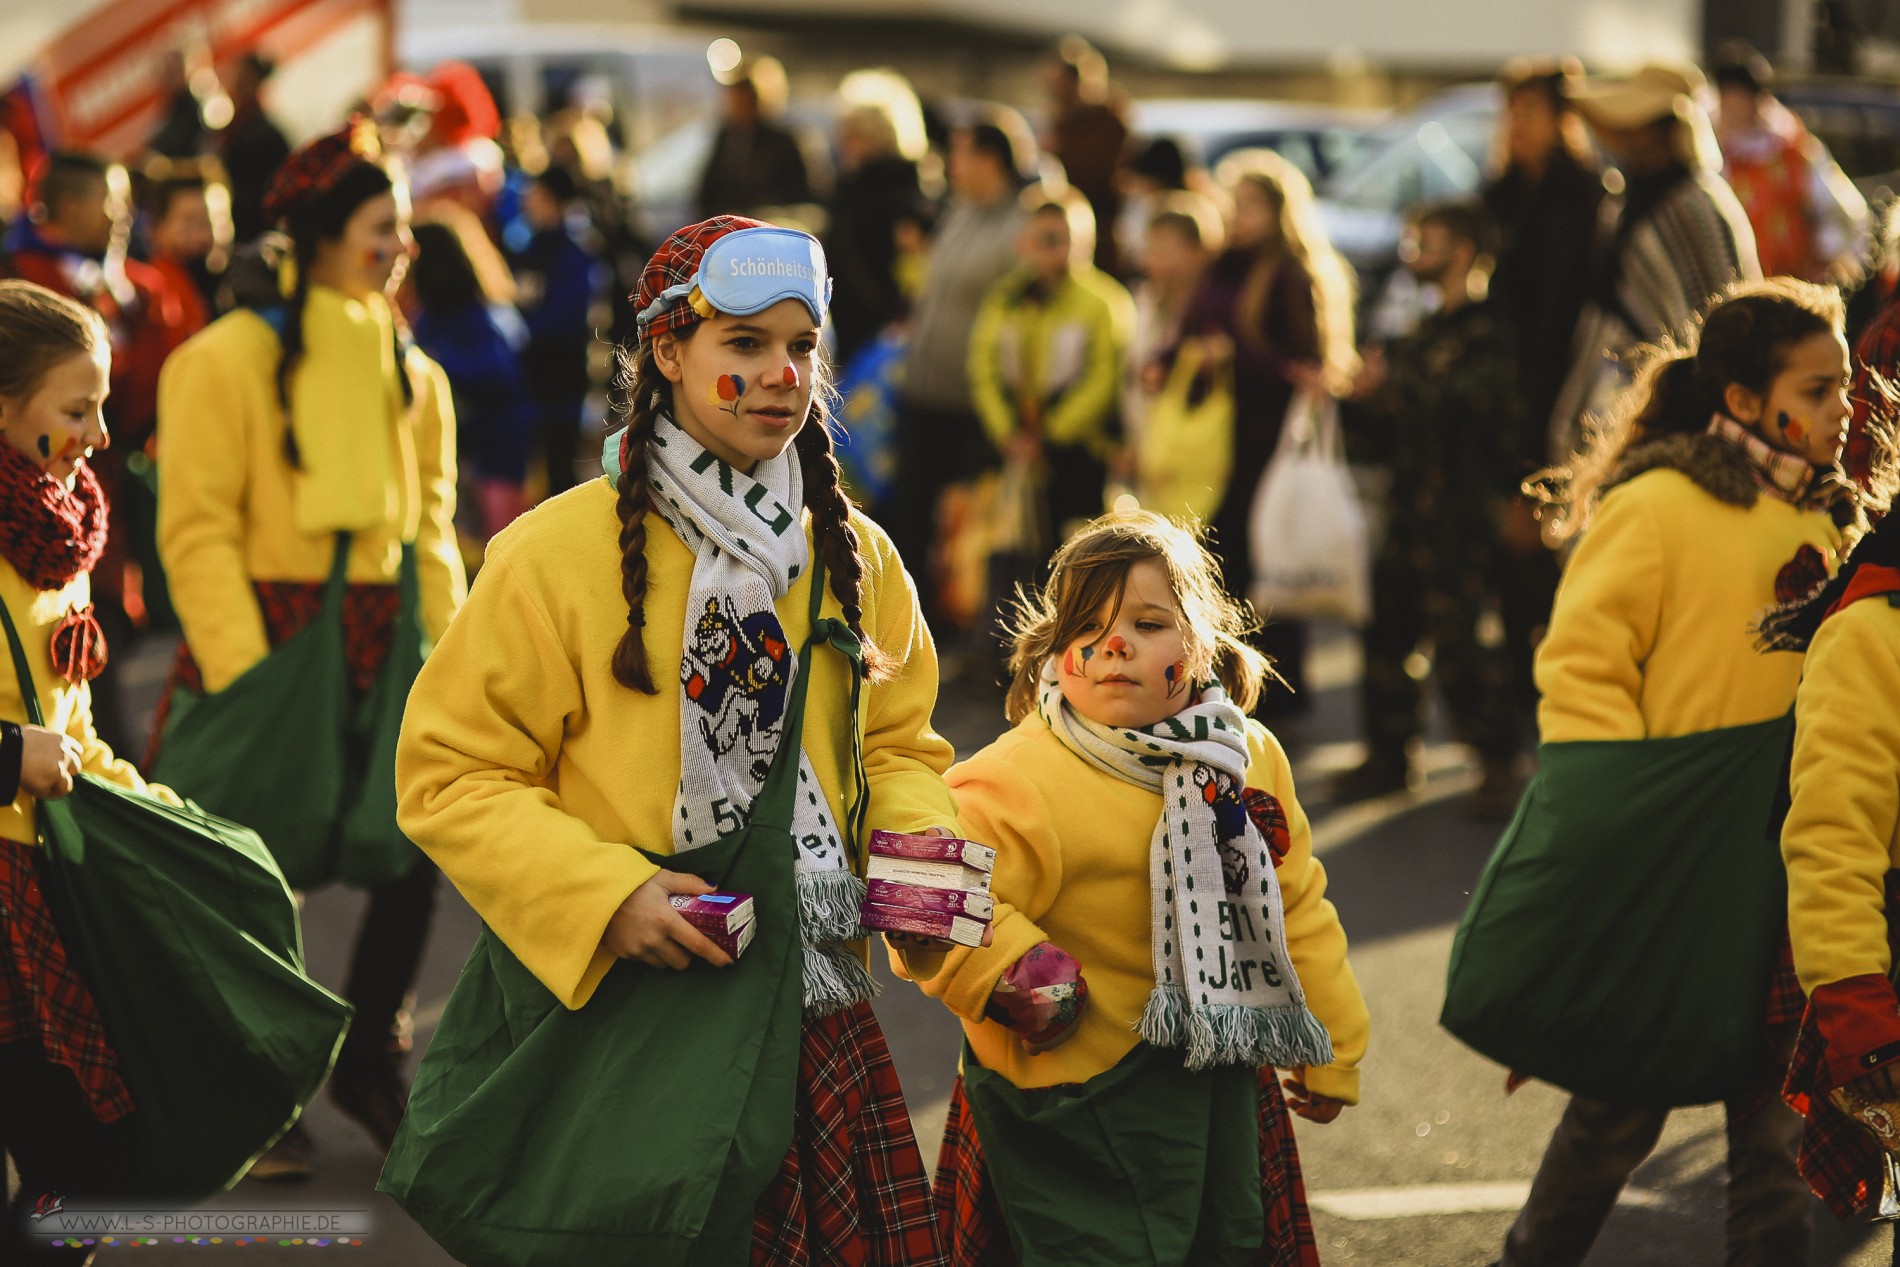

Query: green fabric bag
left=152, top=535, right=428, bottom=890
left=0, top=599, right=352, bottom=1200
left=1440, top=714, right=1796, bottom=1108
left=336, top=542, right=429, bottom=889
left=150, top=535, right=351, bottom=888
left=380, top=556, right=857, bottom=1267
left=961, top=1041, right=1262, bottom=1267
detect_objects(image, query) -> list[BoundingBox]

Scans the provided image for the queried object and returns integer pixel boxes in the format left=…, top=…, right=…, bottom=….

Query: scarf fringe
left=796, top=868, right=868, bottom=945
left=801, top=943, right=879, bottom=1016
left=1141, top=986, right=1335, bottom=1071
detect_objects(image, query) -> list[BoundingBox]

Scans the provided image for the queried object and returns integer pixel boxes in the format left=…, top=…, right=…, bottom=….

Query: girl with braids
left=1443, top=278, right=1880, bottom=1267
left=896, top=510, right=1366, bottom=1266
left=150, top=119, right=468, bottom=1177
left=386, top=217, right=957, bottom=1266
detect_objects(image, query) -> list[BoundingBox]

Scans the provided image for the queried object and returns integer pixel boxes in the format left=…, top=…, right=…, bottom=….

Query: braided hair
left=273, top=160, right=414, bottom=468
left=607, top=331, right=892, bottom=693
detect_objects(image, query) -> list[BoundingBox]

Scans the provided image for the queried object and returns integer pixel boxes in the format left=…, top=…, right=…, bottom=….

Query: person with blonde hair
left=1177, top=148, right=1357, bottom=716
left=824, top=70, right=927, bottom=363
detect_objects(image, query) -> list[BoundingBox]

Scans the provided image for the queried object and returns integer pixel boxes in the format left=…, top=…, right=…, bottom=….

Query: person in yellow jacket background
left=150, top=121, right=467, bottom=1177
left=1761, top=508, right=1900, bottom=1246
left=0, top=279, right=182, bottom=1265
left=969, top=189, right=1135, bottom=543
left=895, top=510, right=1366, bottom=1266
left=1486, top=277, right=1874, bottom=1267
left=389, top=216, right=959, bottom=1263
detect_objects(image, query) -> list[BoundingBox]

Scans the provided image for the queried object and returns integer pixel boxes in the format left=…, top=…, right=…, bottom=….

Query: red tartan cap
left=632, top=214, right=773, bottom=345
left=261, top=116, right=384, bottom=228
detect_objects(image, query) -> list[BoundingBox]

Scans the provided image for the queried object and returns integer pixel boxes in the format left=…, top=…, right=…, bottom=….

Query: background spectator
left=824, top=70, right=928, bottom=366
left=1182, top=148, right=1358, bottom=716
left=1123, top=191, right=1223, bottom=456
left=506, top=163, right=605, bottom=498
left=216, top=53, right=290, bottom=245
left=883, top=109, right=1035, bottom=621
left=1713, top=42, right=1870, bottom=284
left=408, top=211, right=537, bottom=544
left=1040, top=37, right=1129, bottom=275
left=693, top=56, right=825, bottom=220
left=1114, top=136, right=1193, bottom=278
left=141, top=160, right=233, bottom=333
left=1551, top=63, right=1760, bottom=460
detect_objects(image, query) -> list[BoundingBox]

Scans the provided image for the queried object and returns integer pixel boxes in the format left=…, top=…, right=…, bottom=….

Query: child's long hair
left=1002, top=511, right=1273, bottom=723
left=606, top=333, right=890, bottom=692
left=1219, top=149, right=1358, bottom=393
left=0, top=280, right=107, bottom=401
left=1539, top=277, right=1849, bottom=541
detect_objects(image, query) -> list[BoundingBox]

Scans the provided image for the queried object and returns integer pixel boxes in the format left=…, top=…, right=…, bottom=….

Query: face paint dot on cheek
left=36, top=435, right=50, bottom=458
left=709, top=374, right=745, bottom=406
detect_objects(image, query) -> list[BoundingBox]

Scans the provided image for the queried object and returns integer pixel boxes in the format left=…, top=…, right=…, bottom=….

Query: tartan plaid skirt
left=1782, top=873, right=1900, bottom=1221
left=145, top=579, right=401, bottom=768
left=931, top=1062, right=1320, bottom=1267
left=0, top=836, right=134, bottom=1122
left=750, top=1000, right=945, bottom=1266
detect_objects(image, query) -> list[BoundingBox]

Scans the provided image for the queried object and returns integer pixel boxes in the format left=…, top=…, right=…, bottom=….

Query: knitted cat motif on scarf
left=606, top=417, right=875, bottom=1015
left=1035, top=660, right=1333, bottom=1070
left=0, top=441, right=109, bottom=682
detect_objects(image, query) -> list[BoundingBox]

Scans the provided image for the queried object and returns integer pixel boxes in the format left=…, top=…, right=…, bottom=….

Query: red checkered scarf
left=632, top=215, right=772, bottom=345
left=262, top=116, right=382, bottom=228
left=0, top=441, right=108, bottom=683
left=1706, top=413, right=1852, bottom=512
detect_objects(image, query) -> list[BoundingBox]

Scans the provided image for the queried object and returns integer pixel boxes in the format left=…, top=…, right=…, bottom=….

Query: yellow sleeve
left=395, top=548, right=658, bottom=1010
left=967, top=285, right=1016, bottom=450
left=888, top=743, right=1056, bottom=1023
left=155, top=336, right=271, bottom=693
left=1534, top=483, right=1664, bottom=742
left=409, top=356, right=468, bottom=644
left=1044, top=282, right=1133, bottom=451
left=859, top=524, right=958, bottom=836
left=1783, top=600, right=1900, bottom=993
left=1252, top=726, right=1367, bottom=1103
left=66, top=684, right=182, bottom=807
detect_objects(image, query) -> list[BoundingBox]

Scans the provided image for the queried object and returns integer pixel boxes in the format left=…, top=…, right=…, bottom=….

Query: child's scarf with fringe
left=1036, top=659, right=1332, bottom=1070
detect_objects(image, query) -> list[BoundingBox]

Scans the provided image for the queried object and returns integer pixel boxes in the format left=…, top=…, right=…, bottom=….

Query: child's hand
left=985, top=942, right=1087, bottom=1053
left=1282, top=1074, right=1346, bottom=1124
left=602, top=870, right=734, bottom=971
left=19, top=726, right=82, bottom=801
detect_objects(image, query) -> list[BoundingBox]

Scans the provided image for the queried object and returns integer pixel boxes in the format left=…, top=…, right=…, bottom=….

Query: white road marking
left=1308, top=1181, right=1668, bottom=1221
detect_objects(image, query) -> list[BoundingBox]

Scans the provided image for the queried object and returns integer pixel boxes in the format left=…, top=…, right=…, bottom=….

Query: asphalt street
left=80, top=625, right=1898, bottom=1264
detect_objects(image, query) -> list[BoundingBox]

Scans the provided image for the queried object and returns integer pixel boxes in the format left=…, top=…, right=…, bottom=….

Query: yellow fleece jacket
left=969, top=264, right=1136, bottom=456
left=395, top=479, right=958, bottom=1010
left=1536, top=468, right=1839, bottom=742
left=1783, top=594, right=1900, bottom=993
left=155, top=294, right=467, bottom=693
left=895, top=712, right=1368, bottom=1102
left=2, top=562, right=178, bottom=845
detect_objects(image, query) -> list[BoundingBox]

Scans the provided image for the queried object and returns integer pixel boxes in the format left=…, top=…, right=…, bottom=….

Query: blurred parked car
left=1127, top=97, right=1381, bottom=186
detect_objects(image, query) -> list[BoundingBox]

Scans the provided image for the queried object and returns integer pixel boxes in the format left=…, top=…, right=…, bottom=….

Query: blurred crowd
left=3, top=32, right=1892, bottom=819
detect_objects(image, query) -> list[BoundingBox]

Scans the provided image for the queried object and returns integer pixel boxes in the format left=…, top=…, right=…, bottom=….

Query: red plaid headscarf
left=261, top=116, right=384, bottom=228
left=633, top=215, right=772, bottom=346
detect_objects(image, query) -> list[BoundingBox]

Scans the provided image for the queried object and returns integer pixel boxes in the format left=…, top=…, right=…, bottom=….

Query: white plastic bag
left=1248, top=390, right=1371, bottom=625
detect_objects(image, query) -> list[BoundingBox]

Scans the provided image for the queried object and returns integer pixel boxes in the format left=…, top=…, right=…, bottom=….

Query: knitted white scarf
left=1036, top=660, right=1333, bottom=1070
left=606, top=417, right=874, bottom=1014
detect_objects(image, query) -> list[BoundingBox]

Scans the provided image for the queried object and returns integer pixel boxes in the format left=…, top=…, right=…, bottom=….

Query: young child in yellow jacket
left=1489, top=278, right=1870, bottom=1267
left=969, top=191, right=1135, bottom=540
left=0, top=279, right=183, bottom=1262
left=1760, top=510, right=1900, bottom=1238
left=389, top=216, right=957, bottom=1264
left=895, top=510, right=1367, bottom=1266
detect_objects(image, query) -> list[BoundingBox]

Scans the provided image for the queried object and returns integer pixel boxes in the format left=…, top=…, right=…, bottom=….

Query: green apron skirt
left=1441, top=714, right=1795, bottom=1107
left=960, top=1040, right=1264, bottom=1267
